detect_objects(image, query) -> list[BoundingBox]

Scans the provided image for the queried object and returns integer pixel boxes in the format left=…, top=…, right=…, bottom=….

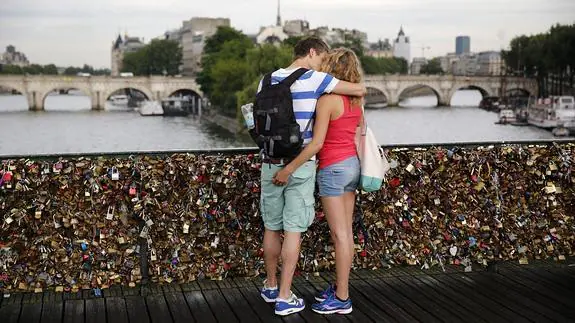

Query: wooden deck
left=1, top=261, right=574, bottom=323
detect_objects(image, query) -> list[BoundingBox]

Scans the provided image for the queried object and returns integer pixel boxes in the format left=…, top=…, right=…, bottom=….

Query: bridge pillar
left=91, top=91, right=105, bottom=110
left=27, top=91, right=44, bottom=111
left=387, top=91, right=400, bottom=107
left=437, top=90, right=451, bottom=107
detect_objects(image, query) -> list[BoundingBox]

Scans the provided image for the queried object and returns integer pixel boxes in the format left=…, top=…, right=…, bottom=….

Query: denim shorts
left=317, top=156, right=360, bottom=197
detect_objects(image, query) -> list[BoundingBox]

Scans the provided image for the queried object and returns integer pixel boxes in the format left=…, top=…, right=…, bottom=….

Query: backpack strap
left=280, top=68, right=309, bottom=87
left=261, top=72, right=273, bottom=90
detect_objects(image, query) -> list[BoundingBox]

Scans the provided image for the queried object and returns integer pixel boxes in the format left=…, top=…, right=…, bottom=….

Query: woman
left=272, top=48, right=363, bottom=315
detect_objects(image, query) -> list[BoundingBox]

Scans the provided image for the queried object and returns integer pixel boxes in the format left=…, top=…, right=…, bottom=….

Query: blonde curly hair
left=320, top=47, right=363, bottom=106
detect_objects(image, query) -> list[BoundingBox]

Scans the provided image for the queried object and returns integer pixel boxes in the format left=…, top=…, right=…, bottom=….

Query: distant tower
left=276, top=0, right=282, bottom=27
left=393, top=26, right=411, bottom=63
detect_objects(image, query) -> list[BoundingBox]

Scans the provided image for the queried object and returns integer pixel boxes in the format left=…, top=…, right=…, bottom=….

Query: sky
left=0, top=0, right=573, bottom=69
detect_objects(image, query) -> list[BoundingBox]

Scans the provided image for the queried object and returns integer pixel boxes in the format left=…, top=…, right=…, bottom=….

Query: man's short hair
left=293, top=37, right=330, bottom=59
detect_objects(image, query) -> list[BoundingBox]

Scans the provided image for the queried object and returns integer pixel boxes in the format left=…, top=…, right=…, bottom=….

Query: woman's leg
left=322, top=194, right=354, bottom=300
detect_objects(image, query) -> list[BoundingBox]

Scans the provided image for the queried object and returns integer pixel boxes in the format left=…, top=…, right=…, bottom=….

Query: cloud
left=0, top=0, right=572, bottom=68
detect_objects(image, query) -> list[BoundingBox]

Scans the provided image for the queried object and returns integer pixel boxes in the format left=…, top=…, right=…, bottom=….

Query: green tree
left=23, top=64, right=44, bottom=75
left=121, top=39, right=182, bottom=76
left=64, top=66, right=80, bottom=75
left=0, top=65, right=23, bottom=74
left=420, top=58, right=443, bottom=75
left=283, top=36, right=304, bottom=48
left=43, top=64, right=58, bottom=75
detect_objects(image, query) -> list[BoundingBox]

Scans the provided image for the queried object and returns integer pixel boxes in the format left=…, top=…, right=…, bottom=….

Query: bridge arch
left=448, top=84, right=494, bottom=107
left=506, top=88, right=532, bottom=97
left=167, top=88, right=202, bottom=99
left=364, top=86, right=389, bottom=108
left=0, top=83, right=28, bottom=111
left=41, top=86, right=93, bottom=111
left=103, top=85, right=153, bottom=103
left=397, top=84, right=442, bottom=107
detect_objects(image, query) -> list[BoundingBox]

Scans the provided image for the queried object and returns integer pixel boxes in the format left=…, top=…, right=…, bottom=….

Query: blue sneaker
left=274, top=292, right=305, bottom=316
left=315, top=284, right=336, bottom=302
left=312, top=294, right=353, bottom=315
left=260, top=279, right=279, bottom=303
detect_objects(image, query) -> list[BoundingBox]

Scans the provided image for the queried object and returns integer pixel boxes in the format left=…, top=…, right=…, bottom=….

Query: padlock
left=106, top=206, right=114, bottom=220
left=111, top=167, right=120, bottom=181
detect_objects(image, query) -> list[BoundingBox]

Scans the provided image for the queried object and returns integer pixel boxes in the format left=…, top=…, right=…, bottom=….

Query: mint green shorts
left=260, top=160, right=316, bottom=233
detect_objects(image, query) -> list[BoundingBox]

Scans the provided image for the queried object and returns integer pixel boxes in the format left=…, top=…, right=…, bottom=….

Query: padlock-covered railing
left=0, top=140, right=574, bottom=292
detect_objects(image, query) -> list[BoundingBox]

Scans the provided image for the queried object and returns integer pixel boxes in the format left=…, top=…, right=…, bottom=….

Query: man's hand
left=272, top=167, right=292, bottom=186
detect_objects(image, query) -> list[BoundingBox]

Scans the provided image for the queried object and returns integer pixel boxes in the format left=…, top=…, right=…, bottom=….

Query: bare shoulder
left=317, top=94, right=343, bottom=107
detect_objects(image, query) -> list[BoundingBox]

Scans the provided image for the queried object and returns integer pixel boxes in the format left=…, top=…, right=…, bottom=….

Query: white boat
left=109, top=94, right=129, bottom=106
left=552, top=127, right=570, bottom=137
left=527, top=96, right=575, bottom=129
left=496, top=109, right=516, bottom=124
left=139, top=101, right=163, bottom=116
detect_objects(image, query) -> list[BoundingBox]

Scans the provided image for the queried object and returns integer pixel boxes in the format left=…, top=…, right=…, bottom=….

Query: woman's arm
left=272, top=95, right=338, bottom=185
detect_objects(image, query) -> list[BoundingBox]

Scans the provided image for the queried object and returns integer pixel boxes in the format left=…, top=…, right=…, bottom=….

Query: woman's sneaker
left=274, top=292, right=305, bottom=316
left=260, top=279, right=279, bottom=303
left=315, top=284, right=336, bottom=302
left=312, top=294, right=353, bottom=315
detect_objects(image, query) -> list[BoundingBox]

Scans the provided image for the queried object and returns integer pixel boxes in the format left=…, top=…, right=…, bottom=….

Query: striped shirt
left=257, top=68, right=339, bottom=145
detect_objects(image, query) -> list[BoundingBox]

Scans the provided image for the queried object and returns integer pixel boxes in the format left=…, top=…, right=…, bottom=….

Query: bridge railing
left=0, top=139, right=573, bottom=292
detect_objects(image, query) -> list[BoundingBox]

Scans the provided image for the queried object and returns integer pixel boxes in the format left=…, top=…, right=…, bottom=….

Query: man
left=249, top=37, right=365, bottom=316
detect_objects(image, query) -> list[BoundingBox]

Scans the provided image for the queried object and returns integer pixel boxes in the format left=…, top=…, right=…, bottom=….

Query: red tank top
left=318, top=95, right=362, bottom=169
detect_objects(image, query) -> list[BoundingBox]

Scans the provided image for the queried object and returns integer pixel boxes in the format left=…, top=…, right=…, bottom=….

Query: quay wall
left=0, top=142, right=573, bottom=292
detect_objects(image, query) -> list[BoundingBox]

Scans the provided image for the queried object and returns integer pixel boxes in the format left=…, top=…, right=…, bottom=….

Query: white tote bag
left=355, top=107, right=390, bottom=192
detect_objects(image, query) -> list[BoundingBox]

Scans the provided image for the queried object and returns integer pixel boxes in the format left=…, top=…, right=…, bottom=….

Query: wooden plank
left=106, top=297, right=129, bottom=323
left=164, top=292, right=195, bottom=323
left=105, top=285, right=123, bottom=297
left=19, top=303, right=43, bottom=323
left=344, top=274, right=415, bottom=322
left=183, top=291, right=217, bottom=323
left=469, top=273, right=573, bottom=322
left=63, top=299, right=84, bottom=323
left=43, top=291, right=63, bottom=303
left=201, top=289, right=238, bottom=322
left=0, top=301, right=21, bottom=323
left=40, top=302, right=63, bottom=323
left=248, top=279, right=307, bottom=323
left=378, top=276, right=454, bottom=322
left=125, top=296, right=150, bottom=323
left=538, top=268, right=575, bottom=292
left=361, top=275, right=442, bottom=323
left=291, top=276, right=330, bottom=323
left=317, top=272, right=376, bottom=323
left=517, top=267, right=575, bottom=293
left=412, top=274, right=504, bottom=322
left=498, top=268, right=575, bottom=310
left=19, top=292, right=43, bottom=323
left=145, top=294, right=173, bottom=323
left=395, top=275, right=471, bottom=322
left=85, top=298, right=106, bottom=323
left=230, top=278, right=284, bottom=323
left=450, top=273, right=546, bottom=322
left=430, top=274, right=526, bottom=322
left=218, top=286, right=261, bottom=323
left=181, top=281, right=201, bottom=292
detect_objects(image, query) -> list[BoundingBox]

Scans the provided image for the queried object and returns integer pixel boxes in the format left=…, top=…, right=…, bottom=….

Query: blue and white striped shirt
left=257, top=68, right=339, bottom=145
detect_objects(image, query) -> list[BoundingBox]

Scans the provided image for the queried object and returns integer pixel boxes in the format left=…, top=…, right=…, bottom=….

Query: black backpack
left=252, top=68, right=312, bottom=159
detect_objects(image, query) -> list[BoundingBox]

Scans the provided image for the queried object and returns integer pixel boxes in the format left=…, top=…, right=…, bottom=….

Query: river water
left=0, top=90, right=567, bottom=156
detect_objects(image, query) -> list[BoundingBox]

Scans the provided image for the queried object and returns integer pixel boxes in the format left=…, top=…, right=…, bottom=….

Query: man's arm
left=331, top=80, right=367, bottom=97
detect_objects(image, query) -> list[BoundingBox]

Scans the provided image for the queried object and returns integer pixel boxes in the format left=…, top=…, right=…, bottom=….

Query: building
left=452, top=53, right=478, bottom=76
left=410, top=57, right=427, bottom=75
left=439, top=53, right=459, bottom=75
left=284, top=20, right=310, bottom=37
left=456, top=36, right=471, bottom=55
left=1, top=45, right=29, bottom=67
left=477, top=51, right=503, bottom=76
left=111, top=34, right=146, bottom=76
left=181, top=17, right=230, bottom=76
left=366, top=39, right=393, bottom=58
left=393, top=27, right=411, bottom=63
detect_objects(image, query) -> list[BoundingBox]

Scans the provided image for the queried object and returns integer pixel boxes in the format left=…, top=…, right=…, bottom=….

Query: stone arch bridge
left=0, top=75, right=203, bottom=110
left=363, top=75, right=538, bottom=106
left=0, top=75, right=537, bottom=110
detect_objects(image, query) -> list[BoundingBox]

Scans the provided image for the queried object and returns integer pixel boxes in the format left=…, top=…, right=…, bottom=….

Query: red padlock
left=2, top=171, right=13, bottom=182
left=129, top=186, right=137, bottom=196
